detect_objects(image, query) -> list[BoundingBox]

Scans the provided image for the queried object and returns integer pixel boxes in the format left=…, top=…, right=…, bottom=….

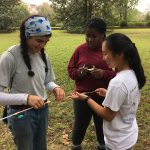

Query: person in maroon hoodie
left=67, top=17, right=116, bottom=150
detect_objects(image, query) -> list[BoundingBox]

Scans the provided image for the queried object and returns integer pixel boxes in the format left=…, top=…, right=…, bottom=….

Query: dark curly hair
left=86, top=17, right=106, bottom=38
left=20, top=15, right=52, bottom=77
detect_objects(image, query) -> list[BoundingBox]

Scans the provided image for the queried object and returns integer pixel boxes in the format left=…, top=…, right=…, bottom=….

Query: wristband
left=84, top=96, right=90, bottom=103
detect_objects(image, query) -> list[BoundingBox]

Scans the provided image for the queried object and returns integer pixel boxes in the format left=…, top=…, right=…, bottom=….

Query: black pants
left=72, top=94, right=105, bottom=146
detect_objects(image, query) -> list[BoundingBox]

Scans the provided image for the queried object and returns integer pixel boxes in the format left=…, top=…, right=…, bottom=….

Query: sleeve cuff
left=21, top=94, right=29, bottom=105
left=45, top=82, right=59, bottom=91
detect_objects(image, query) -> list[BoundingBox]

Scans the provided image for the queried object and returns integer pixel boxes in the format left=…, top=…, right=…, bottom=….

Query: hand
left=68, top=92, right=88, bottom=101
left=78, top=65, right=89, bottom=77
left=27, top=95, right=45, bottom=109
left=95, top=88, right=107, bottom=97
left=53, top=87, right=65, bottom=101
left=90, top=68, right=104, bottom=79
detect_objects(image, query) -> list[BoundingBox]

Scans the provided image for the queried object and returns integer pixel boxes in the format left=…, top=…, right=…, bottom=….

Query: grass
left=0, top=29, right=150, bottom=150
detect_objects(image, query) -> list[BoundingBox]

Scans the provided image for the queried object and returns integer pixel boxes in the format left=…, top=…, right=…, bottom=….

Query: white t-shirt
left=102, top=70, right=140, bottom=150
left=0, top=45, right=58, bottom=105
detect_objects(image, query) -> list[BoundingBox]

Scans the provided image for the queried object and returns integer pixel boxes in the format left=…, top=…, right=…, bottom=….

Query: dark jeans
left=72, top=94, right=104, bottom=146
left=7, top=104, right=48, bottom=150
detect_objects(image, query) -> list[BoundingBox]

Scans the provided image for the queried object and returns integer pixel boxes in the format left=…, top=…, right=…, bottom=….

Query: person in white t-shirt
left=69, top=33, right=146, bottom=150
left=0, top=15, right=65, bottom=150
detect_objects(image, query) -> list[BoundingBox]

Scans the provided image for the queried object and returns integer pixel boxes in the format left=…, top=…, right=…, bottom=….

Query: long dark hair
left=20, top=15, right=51, bottom=77
left=105, top=33, right=146, bottom=89
left=86, top=17, right=106, bottom=38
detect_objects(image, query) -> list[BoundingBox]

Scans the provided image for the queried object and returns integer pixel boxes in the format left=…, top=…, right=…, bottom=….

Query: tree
left=51, top=0, right=95, bottom=33
left=51, top=0, right=139, bottom=33
left=0, top=0, right=20, bottom=31
left=11, top=4, right=30, bottom=27
left=37, top=3, right=56, bottom=26
left=114, top=0, right=139, bottom=23
left=92, top=1, right=117, bottom=26
left=128, top=8, right=142, bottom=21
left=145, top=11, right=150, bottom=21
left=0, top=0, right=19, bottom=12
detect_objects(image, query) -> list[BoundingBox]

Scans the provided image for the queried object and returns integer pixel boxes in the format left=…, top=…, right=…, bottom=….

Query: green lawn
left=0, top=29, right=150, bottom=150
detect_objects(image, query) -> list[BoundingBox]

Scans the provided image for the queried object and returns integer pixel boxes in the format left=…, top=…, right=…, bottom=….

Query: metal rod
left=84, top=91, right=96, bottom=94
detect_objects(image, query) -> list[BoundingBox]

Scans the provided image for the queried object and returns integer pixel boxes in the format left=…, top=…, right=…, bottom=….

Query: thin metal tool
left=84, top=91, right=96, bottom=94
left=0, top=100, right=51, bottom=122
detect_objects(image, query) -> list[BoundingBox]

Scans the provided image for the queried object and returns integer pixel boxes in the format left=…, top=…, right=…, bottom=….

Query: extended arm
left=0, top=86, right=44, bottom=108
left=69, top=92, right=117, bottom=121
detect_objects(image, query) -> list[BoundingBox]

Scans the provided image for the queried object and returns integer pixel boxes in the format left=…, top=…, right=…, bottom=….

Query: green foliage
left=114, top=0, right=139, bottom=21
left=147, top=21, right=150, bottom=27
left=11, top=4, right=30, bottom=27
left=0, top=0, right=20, bottom=31
left=64, top=19, right=85, bottom=33
left=0, top=15, right=14, bottom=31
left=51, top=0, right=141, bottom=33
left=127, top=21, right=149, bottom=27
left=52, top=0, right=91, bottom=33
left=120, top=20, right=128, bottom=27
left=0, top=0, right=19, bottom=12
left=145, top=11, right=150, bottom=21
left=0, top=1, right=29, bottom=31
left=37, top=3, right=56, bottom=26
left=127, top=8, right=142, bottom=21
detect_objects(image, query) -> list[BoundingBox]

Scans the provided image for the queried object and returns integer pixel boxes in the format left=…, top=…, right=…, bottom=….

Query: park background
left=0, top=0, right=150, bottom=150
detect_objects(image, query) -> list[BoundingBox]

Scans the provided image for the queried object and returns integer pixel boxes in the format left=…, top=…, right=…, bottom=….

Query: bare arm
left=86, top=97, right=117, bottom=121
left=69, top=92, right=117, bottom=121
